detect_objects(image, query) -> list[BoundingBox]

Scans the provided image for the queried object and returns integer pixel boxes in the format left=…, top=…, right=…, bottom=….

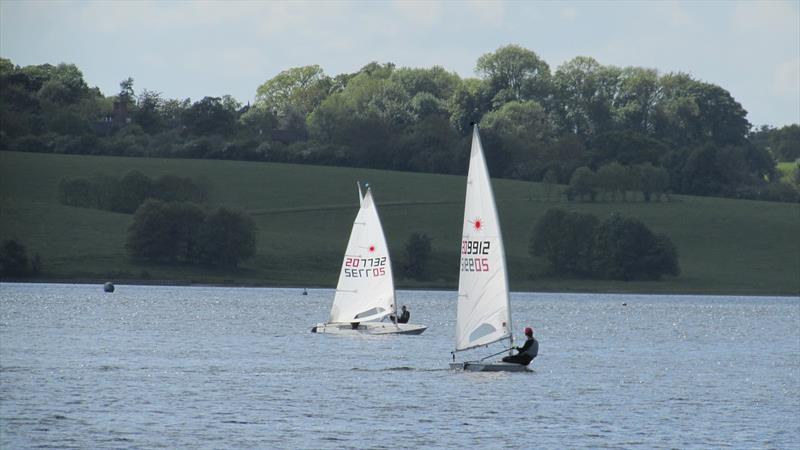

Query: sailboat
left=449, top=125, right=529, bottom=372
left=311, top=183, right=427, bottom=335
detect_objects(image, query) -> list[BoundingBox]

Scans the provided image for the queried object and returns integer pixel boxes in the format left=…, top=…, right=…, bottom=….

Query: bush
left=126, top=200, right=206, bottom=262
left=530, top=209, right=680, bottom=281
left=592, top=214, right=680, bottom=280
left=126, top=201, right=256, bottom=267
left=196, top=207, right=257, bottom=267
left=111, top=170, right=155, bottom=213
left=0, top=239, right=30, bottom=277
left=403, top=232, right=432, bottom=280
left=530, top=209, right=598, bottom=276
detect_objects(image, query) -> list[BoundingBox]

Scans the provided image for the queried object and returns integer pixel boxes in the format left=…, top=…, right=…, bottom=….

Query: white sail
left=329, top=188, right=396, bottom=324
left=454, top=125, right=512, bottom=352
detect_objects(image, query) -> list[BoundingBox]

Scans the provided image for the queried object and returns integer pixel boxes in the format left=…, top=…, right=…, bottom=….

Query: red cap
left=524, top=327, right=533, bottom=336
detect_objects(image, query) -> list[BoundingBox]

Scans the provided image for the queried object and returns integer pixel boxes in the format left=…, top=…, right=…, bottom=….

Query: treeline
left=530, top=209, right=679, bottom=281
left=58, top=170, right=209, bottom=213
left=1, top=46, right=798, bottom=202
left=563, top=162, right=669, bottom=202
left=126, top=200, right=256, bottom=268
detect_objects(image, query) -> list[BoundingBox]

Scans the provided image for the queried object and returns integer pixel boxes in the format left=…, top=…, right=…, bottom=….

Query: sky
left=1, top=0, right=798, bottom=128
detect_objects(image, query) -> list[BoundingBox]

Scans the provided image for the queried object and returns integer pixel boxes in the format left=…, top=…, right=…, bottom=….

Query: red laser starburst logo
left=469, top=218, right=484, bottom=231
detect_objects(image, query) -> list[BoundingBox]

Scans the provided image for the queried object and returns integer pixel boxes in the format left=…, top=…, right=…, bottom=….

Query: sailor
left=502, top=327, right=538, bottom=366
left=397, top=305, right=410, bottom=324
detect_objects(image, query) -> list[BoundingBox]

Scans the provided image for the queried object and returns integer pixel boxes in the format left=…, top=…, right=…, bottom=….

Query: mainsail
left=454, top=125, right=512, bottom=352
left=329, top=187, right=395, bottom=323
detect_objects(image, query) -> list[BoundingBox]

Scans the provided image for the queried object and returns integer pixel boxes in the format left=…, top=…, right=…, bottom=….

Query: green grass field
left=1, top=151, right=798, bottom=295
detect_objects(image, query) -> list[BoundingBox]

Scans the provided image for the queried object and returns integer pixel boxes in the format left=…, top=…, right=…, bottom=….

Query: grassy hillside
left=1, top=151, right=798, bottom=295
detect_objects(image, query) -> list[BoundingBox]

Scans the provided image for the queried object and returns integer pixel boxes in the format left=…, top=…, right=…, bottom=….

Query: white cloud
left=773, top=57, right=800, bottom=96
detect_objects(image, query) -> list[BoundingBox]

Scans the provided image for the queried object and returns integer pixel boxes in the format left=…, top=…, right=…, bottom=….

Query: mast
left=371, top=186, right=399, bottom=323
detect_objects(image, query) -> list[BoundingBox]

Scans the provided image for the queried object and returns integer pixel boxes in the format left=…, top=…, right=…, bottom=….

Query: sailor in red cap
left=502, top=326, right=538, bottom=366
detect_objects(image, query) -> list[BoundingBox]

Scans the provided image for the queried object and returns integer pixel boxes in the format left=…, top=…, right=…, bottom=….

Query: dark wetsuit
left=397, top=310, right=410, bottom=324
left=502, top=337, right=538, bottom=365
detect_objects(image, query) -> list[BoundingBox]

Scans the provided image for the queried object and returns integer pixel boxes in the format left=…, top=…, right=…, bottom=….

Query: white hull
left=311, top=322, right=427, bottom=335
left=449, top=361, right=531, bottom=372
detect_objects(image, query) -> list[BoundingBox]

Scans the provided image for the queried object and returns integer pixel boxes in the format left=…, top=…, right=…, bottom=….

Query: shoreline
left=2, top=277, right=798, bottom=298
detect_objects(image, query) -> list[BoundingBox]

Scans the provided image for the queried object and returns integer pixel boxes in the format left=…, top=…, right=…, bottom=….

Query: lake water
left=1, top=283, right=798, bottom=449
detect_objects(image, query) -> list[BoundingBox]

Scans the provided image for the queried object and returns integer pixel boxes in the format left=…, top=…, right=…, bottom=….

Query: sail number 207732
left=460, top=240, right=490, bottom=272
left=343, top=257, right=387, bottom=278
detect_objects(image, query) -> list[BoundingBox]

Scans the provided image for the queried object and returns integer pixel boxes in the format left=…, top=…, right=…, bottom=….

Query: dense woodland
left=1, top=45, right=798, bottom=203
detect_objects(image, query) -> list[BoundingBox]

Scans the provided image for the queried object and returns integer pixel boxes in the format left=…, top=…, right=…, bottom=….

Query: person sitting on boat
left=397, top=305, right=410, bottom=324
left=502, top=327, right=538, bottom=366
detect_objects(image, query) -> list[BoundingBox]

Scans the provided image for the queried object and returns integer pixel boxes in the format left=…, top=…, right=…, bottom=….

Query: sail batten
left=454, top=125, right=513, bottom=352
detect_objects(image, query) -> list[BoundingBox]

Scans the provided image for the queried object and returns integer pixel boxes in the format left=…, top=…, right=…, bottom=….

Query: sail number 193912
left=461, top=240, right=490, bottom=272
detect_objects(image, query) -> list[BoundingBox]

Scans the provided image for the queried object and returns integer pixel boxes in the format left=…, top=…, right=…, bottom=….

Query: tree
left=37, top=63, right=89, bottom=105
left=135, top=89, right=164, bottom=133
left=636, top=163, right=670, bottom=202
left=614, top=67, right=661, bottom=134
left=567, top=166, right=597, bottom=201
left=112, top=170, right=154, bottom=213
left=595, top=162, right=628, bottom=201
left=118, top=77, right=135, bottom=107
left=530, top=208, right=599, bottom=276
left=770, top=124, right=800, bottom=161
left=654, top=73, right=750, bottom=148
left=592, top=214, right=679, bottom=280
left=476, top=44, right=551, bottom=105
left=447, top=78, right=492, bottom=134
left=196, top=207, right=256, bottom=267
left=481, top=100, right=550, bottom=179
left=307, top=67, right=410, bottom=168
left=390, top=66, right=460, bottom=100
left=126, top=200, right=206, bottom=262
left=395, top=115, right=461, bottom=174
left=238, top=104, right=278, bottom=139
left=408, top=92, right=448, bottom=120
left=588, top=130, right=666, bottom=167
left=552, top=56, right=620, bottom=137
left=403, top=232, right=432, bottom=280
left=255, top=65, right=331, bottom=120
left=0, top=239, right=30, bottom=277
left=182, top=96, right=241, bottom=136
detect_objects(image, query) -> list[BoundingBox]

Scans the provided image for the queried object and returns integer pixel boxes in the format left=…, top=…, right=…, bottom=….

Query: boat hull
left=311, top=322, right=427, bottom=335
left=449, top=361, right=531, bottom=372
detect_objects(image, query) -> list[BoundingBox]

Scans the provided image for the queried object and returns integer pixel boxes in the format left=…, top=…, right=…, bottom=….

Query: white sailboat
left=312, top=183, right=427, bottom=335
left=450, top=125, right=529, bottom=372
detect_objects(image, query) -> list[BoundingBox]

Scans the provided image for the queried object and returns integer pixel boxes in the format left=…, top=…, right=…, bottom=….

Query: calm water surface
left=1, top=283, right=798, bottom=448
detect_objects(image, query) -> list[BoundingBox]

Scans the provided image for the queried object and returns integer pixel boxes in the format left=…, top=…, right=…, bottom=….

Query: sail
left=454, top=125, right=512, bottom=351
left=330, top=188, right=395, bottom=323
